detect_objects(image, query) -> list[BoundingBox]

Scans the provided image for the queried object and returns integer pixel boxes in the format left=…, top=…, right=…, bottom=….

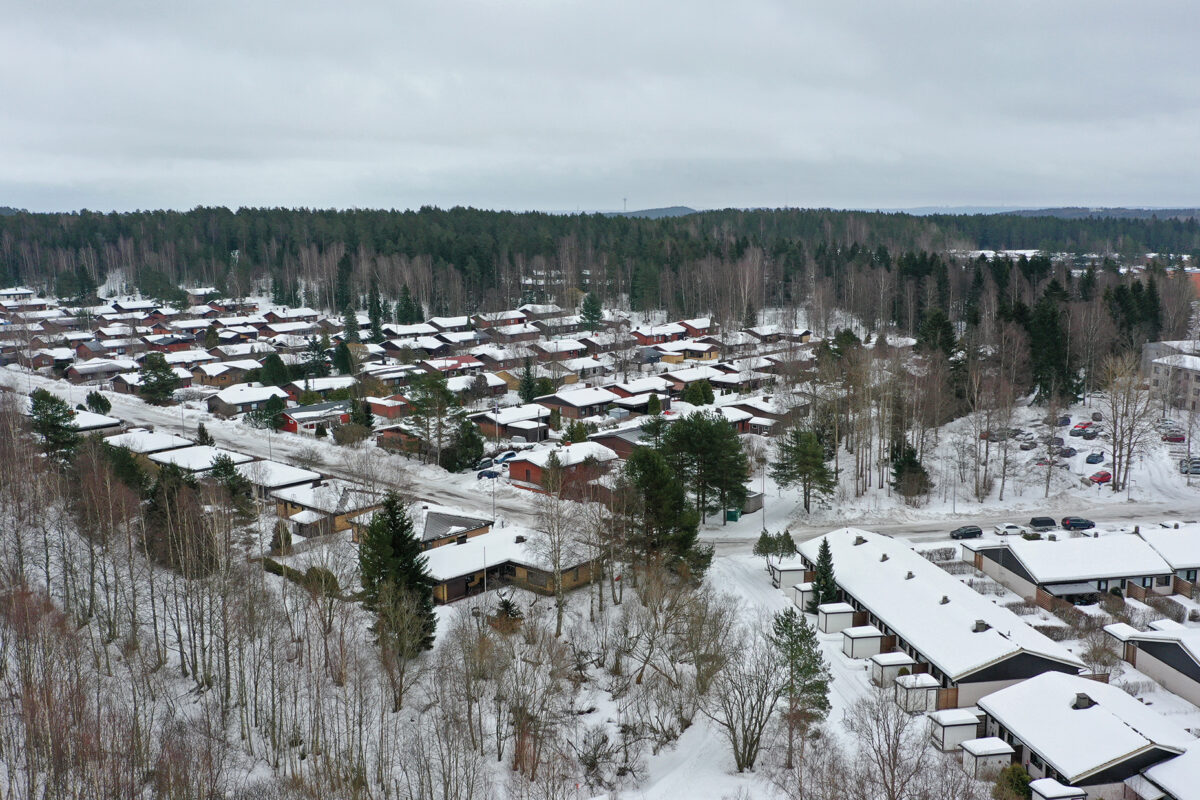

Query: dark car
left=1057, top=416, right=1071, bottom=426
left=1048, top=436, right=1065, bottom=447
left=1086, top=451, right=1105, bottom=464
left=1061, top=516, right=1095, bottom=531
left=1028, top=516, right=1057, bottom=532
left=950, top=525, right=983, bottom=540
left=1057, top=447, right=1078, bottom=458
left=475, top=457, right=494, bottom=470
left=1081, top=430, right=1099, bottom=440
left=476, top=469, right=500, bottom=480
left=1091, top=412, right=1103, bottom=422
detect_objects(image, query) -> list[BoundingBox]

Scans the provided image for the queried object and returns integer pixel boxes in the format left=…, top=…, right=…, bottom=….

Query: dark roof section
left=423, top=511, right=492, bottom=543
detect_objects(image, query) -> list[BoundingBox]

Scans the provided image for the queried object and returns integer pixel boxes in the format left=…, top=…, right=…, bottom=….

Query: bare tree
left=702, top=627, right=783, bottom=773
left=842, top=686, right=931, bottom=800
left=1100, top=351, right=1156, bottom=493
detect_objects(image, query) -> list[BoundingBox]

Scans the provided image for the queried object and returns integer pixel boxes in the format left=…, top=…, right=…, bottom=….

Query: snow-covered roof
left=446, top=372, right=506, bottom=392
left=473, top=403, right=550, bottom=425
left=236, top=459, right=321, bottom=489
left=1143, top=746, right=1200, bottom=800
left=71, top=410, right=122, bottom=430
left=296, top=375, right=357, bottom=393
left=961, top=737, right=1014, bottom=757
left=211, top=383, right=290, bottom=406
left=541, top=386, right=620, bottom=407
left=69, top=358, right=138, bottom=374
left=679, top=317, right=711, bottom=329
left=271, top=479, right=382, bottom=514
left=149, top=446, right=253, bottom=472
left=512, top=442, right=618, bottom=468
left=1113, top=624, right=1200, bottom=666
left=614, top=376, right=672, bottom=394
left=195, top=359, right=262, bottom=377
left=977, top=672, right=1194, bottom=783
left=421, top=527, right=575, bottom=581
left=1136, top=525, right=1200, bottom=569
left=984, top=536, right=1173, bottom=583
left=104, top=429, right=192, bottom=454
left=536, top=338, right=586, bottom=354
left=429, top=315, right=469, bottom=328
left=384, top=323, right=438, bottom=337
left=1152, top=353, right=1200, bottom=372
left=718, top=406, right=752, bottom=424
left=797, top=529, right=1084, bottom=680
left=662, top=365, right=724, bottom=383
left=929, top=709, right=981, bottom=727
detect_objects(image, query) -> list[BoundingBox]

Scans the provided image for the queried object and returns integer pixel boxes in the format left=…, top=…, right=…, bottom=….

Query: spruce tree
left=84, top=390, right=111, bottom=415
left=808, top=537, right=836, bottom=613
left=195, top=422, right=215, bottom=446
left=580, top=291, right=603, bottom=331
left=753, top=530, right=776, bottom=568
left=30, top=388, right=79, bottom=463
left=368, top=279, right=385, bottom=343
left=518, top=358, right=537, bottom=403
left=332, top=342, right=355, bottom=375
left=208, top=453, right=253, bottom=518
left=139, top=352, right=181, bottom=405
left=342, top=305, right=361, bottom=343
left=770, top=428, right=837, bottom=512
left=359, top=493, right=437, bottom=649
left=646, top=392, right=662, bottom=415
left=259, top=353, right=290, bottom=387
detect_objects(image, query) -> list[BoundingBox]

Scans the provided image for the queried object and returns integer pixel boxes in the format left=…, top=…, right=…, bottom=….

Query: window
left=1157, top=575, right=1172, bottom=586
left=1142, top=577, right=1153, bottom=589
left=1097, top=579, right=1108, bottom=591
left=1187, top=570, right=1197, bottom=583
left=1029, top=751, right=1043, bottom=769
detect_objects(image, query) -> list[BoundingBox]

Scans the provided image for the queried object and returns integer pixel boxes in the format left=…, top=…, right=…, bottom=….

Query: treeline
left=2, top=206, right=1199, bottom=327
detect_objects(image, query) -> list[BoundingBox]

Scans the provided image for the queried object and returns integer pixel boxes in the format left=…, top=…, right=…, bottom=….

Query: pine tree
left=890, top=442, right=932, bottom=500
left=30, top=388, right=79, bottom=463
left=208, top=453, right=253, bottom=518
left=808, top=537, right=836, bottom=613
left=753, top=530, right=776, bottom=567
left=770, top=607, right=831, bottom=770
left=84, top=390, right=110, bottom=415
left=342, top=305, right=361, bottom=343
left=334, top=253, right=353, bottom=311
left=138, top=352, right=180, bottom=405
left=350, top=398, right=374, bottom=430
left=359, top=493, right=436, bottom=650
left=332, top=342, right=355, bottom=375
left=580, top=292, right=603, bottom=331
left=646, top=392, right=662, bottom=415
left=442, top=418, right=483, bottom=472
left=250, top=395, right=287, bottom=430
left=303, top=336, right=330, bottom=381
left=770, top=428, right=837, bottom=512
left=368, top=279, right=385, bottom=343
left=195, top=422, right=215, bottom=446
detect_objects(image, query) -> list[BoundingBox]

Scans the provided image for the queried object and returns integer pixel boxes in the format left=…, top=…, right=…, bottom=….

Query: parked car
left=1069, top=423, right=1090, bottom=437
left=1086, top=451, right=1105, bottom=464
left=1049, top=436, right=1065, bottom=447
left=1057, top=447, right=1078, bottom=458
left=1081, top=429, right=1099, bottom=440
left=475, top=457, right=494, bottom=470
left=1163, top=433, right=1186, bottom=443
left=1091, top=412, right=1103, bottom=422
left=1061, top=516, right=1095, bottom=531
left=1089, top=470, right=1112, bottom=484
left=1028, top=516, right=1057, bottom=532
left=994, top=523, right=1029, bottom=536
left=495, top=450, right=517, bottom=463
left=1057, top=416, right=1071, bottom=426
left=1019, top=441, right=1038, bottom=451
left=476, top=469, right=500, bottom=480
left=1178, top=459, right=1200, bottom=475
left=950, top=525, right=983, bottom=540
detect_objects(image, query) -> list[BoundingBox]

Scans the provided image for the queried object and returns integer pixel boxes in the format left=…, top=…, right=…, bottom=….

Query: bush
left=332, top=423, right=370, bottom=446
left=262, top=558, right=341, bottom=597
left=1020, top=532, right=1043, bottom=541
left=992, top=763, right=1032, bottom=800
left=1144, top=594, right=1186, bottom=623
left=314, top=423, right=328, bottom=438
left=269, top=521, right=293, bottom=555
left=919, top=547, right=956, bottom=563
left=1032, top=624, right=1073, bottom=642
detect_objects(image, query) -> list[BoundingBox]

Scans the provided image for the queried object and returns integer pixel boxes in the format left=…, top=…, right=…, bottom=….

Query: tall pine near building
left=808, top=537, right=837, bottom=613
left=30, top=388, right=79, bottom=464
left=359, top=492, right=437, bottom=650
left=580, top=292, right=603, bottom=331
left=770, top=607, right=831, bottom=772
left=367, top=279, right=385, bottom=343
left=138, top=352, right=180, bottom=405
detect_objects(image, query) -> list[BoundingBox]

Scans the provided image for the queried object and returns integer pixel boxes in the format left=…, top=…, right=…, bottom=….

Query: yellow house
left=423, top=528, right=595, bottom=604
left=271, top=479, right=383, bottom=540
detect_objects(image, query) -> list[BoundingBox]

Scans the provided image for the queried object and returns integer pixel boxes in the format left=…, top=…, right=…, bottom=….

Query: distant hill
left=1006, top=207, right=1200, bottom=221
left=604, top=206, right=697, bottom=219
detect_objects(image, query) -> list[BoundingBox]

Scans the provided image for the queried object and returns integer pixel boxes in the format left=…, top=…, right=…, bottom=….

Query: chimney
left=514, top=535, right=526, bottom=544
left=973, top=619, right=991, bottom=633
left=880, top=553, right=889, bottom=562
left=940, top=596, right=950, bottom=605
left=905, top=571, right=914, bottom=580
left=853, top=535, right=867, bottom=546
left=1073, top=693, right=1095, bottom=710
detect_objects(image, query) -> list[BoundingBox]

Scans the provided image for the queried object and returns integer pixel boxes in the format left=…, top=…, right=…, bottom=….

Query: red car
left=1089, top=470, right=1112, bottom=484
left=1163, top=433, right=1186, bottom=443
left=1073, top=422, right=1092, bottom=431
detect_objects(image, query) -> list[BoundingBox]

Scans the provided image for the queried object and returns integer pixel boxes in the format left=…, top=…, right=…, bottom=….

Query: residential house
left=631, top=323, right=685, bottom=345
left=1136, top=524, right=1200, bottom=594
left=65, top=358, right=138, bottom=384
left=533, top=314, right=583, bottom=337
left=423, top=527, right=593, bottom=604
left=366, top=394, right=411, bottom=420
left=978, top=672, right=1194, bottom=797
left=272, top=479, right=383, bottom=540
left=236, top=459, right=322, bottom=500
left=610, top=376, right=673, bottom=398
left=470, top=343, right=534, bottom=372
left=104, top=429, right=192, bottom=455
left=535, top=386, right=620, bottom=420
left=469, top=403, right=551, bottom=441
left=660, top=365, right=726, bottom=396
left=678, top=317, right=715, bottom=338
left=587, top=420, right=655, bottom=459
left=263, top=307, right=320, bottom=323
left=490, top=322, right=541, bottom=344
left=282, top=375, right=357, bottom=402
left=471, top=310, right=526, bottom=329
left=111, top=367, right=193, bottom=394
left=206, top=383, right=290, bottom=418
left=516, top=303, right=566, bottom=321
left=280, top=400, right=352, bottom=434
left=446, top=371, right=507, bottom=402
left=420, top=355, right=484, bottom=377
left=1104, top=621, right=1200, bottom=708
left=192, top=359, right=263, bottom=387
left=428, top=315, right=471, bottom=333
left=507, top=442, right=618, bottom=495
left=796, top=529, right=1085, bottom=708
left=414, top=505, right=493, bottom=550
left=531, top=339, right=587, bottom=362
left=148, top=446, right=253, bottom=474
left=963, top=536, right=1177, bottom=607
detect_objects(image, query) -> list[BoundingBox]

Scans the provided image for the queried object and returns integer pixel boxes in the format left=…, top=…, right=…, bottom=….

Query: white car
left=994, top=523, right=1030, bottom=537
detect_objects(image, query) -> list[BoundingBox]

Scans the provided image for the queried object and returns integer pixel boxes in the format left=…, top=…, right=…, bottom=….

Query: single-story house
left=535, top=386, right=620, bottom=420
left=1105, top=621, right=1200, bottom=708
left=531, top=339, right=587, bottom=362
left=282, top=375, right=357, bottom=402
left=1136, top=525, right=1200, bottom=595
left=963, top=536, right=1177, bottom=606
left=469, top=403, right=551, bottom=441
left=70, top=410, right=123, bottom=434
left=412, top=505, right=493, bottom=550
left=422, top=527, right=593, bottom=604
left=192, top=358, right=263, bottom=387
left=610, top=376, right=673, bottom=398
left=471, top=310, right=526, bottom=330
left=236, top=459, right=322, bottom=499
left=65, top=358, right=138, bottom=383
left=280, top=400, right=352, bottom=434
left=802, top=529, right=1084, bottom=708
left=586, top=422, right=652, bottom=459
left=103, top=429, right=191, bottom=455
left=272, top=479, right=383, bottom=539
left=428, top=315, right=471, bottom=333
left=148, top=446, right=253, bottom=474
left=507, top=442, right=618, bottom=495
left=631, top=323, right=685, bottom=345
left=366, top=394, right=411, bottom=419
left=978, top=672, right=1194, bottom=796
left=206, top=383, right=290, bottom=418
left=112, top=367, right=194, bottom=394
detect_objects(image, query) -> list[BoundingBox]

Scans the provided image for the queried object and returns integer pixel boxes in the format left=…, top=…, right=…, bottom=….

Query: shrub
left=269, top=521, right=293, bottom=555
left=992, top=763, right=1032, bottom=800
left=314, top=422, right=328, bottom=438
left=1020, top=532, right=1043, bottom=541
left=332, top=423, right=370, bottom=446
left=919, top=547, right=956, bottom=563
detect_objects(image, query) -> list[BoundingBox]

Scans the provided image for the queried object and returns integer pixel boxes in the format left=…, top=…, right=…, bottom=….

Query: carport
left=1043, top=582, right=1100, bottom=604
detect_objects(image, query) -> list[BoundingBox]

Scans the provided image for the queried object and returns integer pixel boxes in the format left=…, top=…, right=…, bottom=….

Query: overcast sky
left=3, top=1, right=1198, bottom=213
